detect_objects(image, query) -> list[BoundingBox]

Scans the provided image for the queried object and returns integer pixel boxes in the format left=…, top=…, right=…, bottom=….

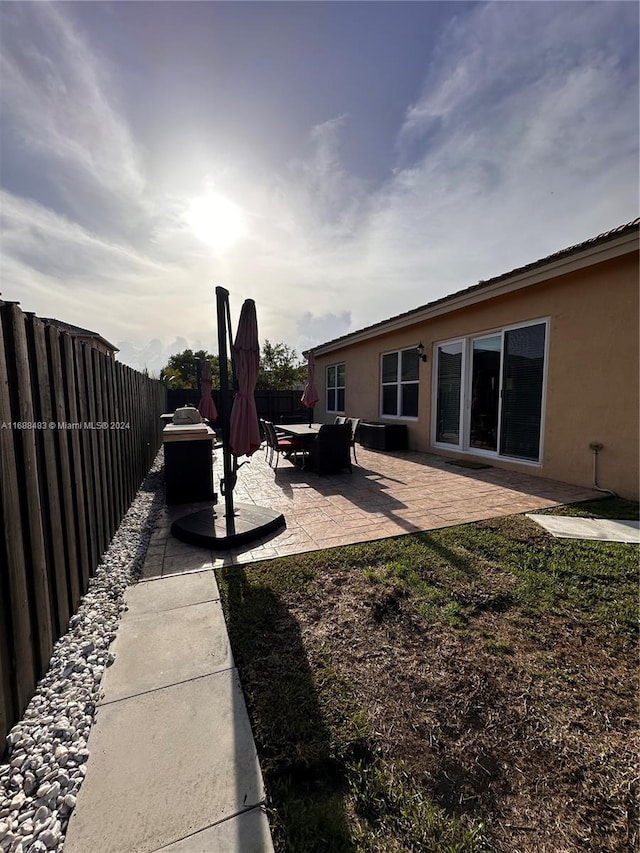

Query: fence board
left=75, top=342, right=99, bottom=574
left=84, top=346, right=106, bottom=557
left=46, top=324, right=80, bottom=616
left=23, top=315, right=56, bottom=666
left=102, top=352, right=118, bottom=535
left=92, top=350, right=112, bottom=543
left=61, top=334, right=90, bottom=596
left=10, top=307, right=54, bottom=682
left=30, top=320, right=68, bottom=639
left=120, top=366, right=132, bottom=506
left=0, top=304, right=37, bottom=715
left=107, top=357, right=124, bottom=521
left=1, top=302, right=165, bottom=742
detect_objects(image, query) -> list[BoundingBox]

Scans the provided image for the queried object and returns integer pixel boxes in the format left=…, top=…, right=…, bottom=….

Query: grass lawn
left=217, top=498, right=638, bottom=853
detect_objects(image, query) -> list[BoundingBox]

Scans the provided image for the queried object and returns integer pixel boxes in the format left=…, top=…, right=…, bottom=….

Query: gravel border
left=0, top=454, right=165, bottom=853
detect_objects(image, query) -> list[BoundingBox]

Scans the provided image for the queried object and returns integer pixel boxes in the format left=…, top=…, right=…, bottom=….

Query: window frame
left=379, top=347, right=421, bottom=420
left=326, top=362, right=346, bottom=414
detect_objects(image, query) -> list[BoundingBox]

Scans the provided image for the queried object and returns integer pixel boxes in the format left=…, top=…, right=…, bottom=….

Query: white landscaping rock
left=0, top=456, right=165, bottom=853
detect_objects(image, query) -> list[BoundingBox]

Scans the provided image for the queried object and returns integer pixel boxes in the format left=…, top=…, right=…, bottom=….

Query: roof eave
left=309, top=228, right=638, bottom=357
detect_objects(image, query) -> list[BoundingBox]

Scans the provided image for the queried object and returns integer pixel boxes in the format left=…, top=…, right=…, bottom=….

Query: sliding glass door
left=433, top=321, right=547, bottom=462
left=469, top=335, right=501, bottom=452
left=499, top=323, right=546, bottom=460
left=435, top=342, right=463, bottom=445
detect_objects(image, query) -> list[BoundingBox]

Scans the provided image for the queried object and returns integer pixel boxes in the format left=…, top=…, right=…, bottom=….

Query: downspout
left=589, top=442, right=618, bottom=498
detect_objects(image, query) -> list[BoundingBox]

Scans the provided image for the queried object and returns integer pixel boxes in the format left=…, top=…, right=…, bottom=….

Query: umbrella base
left=170, top=502, right=285, bottom=550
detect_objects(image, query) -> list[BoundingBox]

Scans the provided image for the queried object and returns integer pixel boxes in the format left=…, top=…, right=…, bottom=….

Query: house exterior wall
left=313, top=251, right=639, bottom=499
left=75, top=336, right=116, bottom=357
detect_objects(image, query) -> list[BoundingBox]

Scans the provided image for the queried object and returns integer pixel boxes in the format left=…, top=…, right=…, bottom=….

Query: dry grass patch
left=218, top=498, right=638, bottom=853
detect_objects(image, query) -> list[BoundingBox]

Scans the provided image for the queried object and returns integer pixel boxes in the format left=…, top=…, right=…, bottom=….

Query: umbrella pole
left=170, top=287, right=285, bottom=550
left=215, top=286, right=236, bottom=534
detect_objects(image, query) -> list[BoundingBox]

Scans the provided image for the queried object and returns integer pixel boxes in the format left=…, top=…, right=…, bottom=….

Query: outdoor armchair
left=346, top=417, right=361, bottom=464
left=263, top=420, right=305, bottom=469
left=308, top=423, right=352, bottom=476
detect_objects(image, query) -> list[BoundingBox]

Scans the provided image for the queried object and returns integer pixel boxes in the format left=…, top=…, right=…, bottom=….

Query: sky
left=1, top=1, right=638, bottom=374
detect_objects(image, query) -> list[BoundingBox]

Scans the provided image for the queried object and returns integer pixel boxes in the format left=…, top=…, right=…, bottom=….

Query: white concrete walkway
left=63, top=572, right=273, bottom=853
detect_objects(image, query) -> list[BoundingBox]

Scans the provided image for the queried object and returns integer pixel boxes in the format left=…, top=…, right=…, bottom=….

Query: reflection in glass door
left=469, top=335, right=501, bottom=451
left=435, top=342, right=463, bottom=445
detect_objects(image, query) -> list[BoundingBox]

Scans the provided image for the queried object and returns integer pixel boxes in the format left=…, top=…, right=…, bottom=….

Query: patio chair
left=334, top=416, right=347, bottom=425
left=263, top=420, right=305, bottom=469
left=346, top=417, right=361, bottom=464
left=308, top=423, right=352, bottom=476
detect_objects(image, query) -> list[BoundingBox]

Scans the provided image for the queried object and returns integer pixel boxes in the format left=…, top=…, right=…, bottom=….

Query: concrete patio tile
left=100, top=600, right=232, bottom=703
left=273, top=542, right=316, bottom=558
left=300, top=522, right=347, bottom=540
left=311, top=535, right=359, bottom=549
left=153, top=809, right=274, bottom=852
left=145, top=544, right=167, bottom=560
left=527, top=514, right=640, bottom=543
left=145, top=446, right=599, bottom=570
left=245, top=547, right=280, bottom=561
left=161, top=551, right=214, bottom=574
left=123, top=571, right=219, bottom=616
left=140, top=557, right=164, bottom=580
left=164, top=538, right=209, bottom=557
left=64, top=670, right=265, bottom=853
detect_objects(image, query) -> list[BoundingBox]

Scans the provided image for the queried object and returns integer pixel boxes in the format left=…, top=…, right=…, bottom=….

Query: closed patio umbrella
left=198, top=360, right=218, bottom=423
left=301, top=354, right=319, bottom=426
left=229, top=298, right=261, bottom=457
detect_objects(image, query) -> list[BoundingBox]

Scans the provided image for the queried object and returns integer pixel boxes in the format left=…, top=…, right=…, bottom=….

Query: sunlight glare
left=185, top=191, right=247, bottom=254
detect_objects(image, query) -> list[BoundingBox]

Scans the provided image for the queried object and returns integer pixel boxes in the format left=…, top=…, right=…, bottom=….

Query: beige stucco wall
left=313, top=251, right=639, bottom=499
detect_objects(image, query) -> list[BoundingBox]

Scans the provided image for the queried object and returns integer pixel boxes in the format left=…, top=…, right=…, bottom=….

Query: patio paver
left=143, top=446, right=599, bottom=575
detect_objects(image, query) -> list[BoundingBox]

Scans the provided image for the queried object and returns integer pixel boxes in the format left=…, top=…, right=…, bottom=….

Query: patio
left=141, top=445, right=599, bottom=577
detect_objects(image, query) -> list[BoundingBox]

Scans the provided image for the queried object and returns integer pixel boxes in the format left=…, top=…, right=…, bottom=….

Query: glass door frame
left=431, top=318, right=550, bottom=464
left=463, top=332, right=503, bottom=456
left=432, top=337, right=466, bottom=448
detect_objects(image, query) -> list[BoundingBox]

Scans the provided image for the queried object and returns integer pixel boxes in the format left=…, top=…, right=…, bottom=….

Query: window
left=381, top=348, right=420, bottom=418
left=432, top=320, right=548, bottom=462
left=326, top=363, right=345, bottom=413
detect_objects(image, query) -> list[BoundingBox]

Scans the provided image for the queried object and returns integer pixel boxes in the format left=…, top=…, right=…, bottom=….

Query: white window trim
left=379, top=348, right=420, bottom=421
left=431, top=318, right=550, bottom=465
left=326, top=362, right=346, bottom=414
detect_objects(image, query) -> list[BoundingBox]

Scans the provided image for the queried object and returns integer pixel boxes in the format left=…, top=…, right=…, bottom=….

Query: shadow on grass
left=219, top=566, right=357, bottom=853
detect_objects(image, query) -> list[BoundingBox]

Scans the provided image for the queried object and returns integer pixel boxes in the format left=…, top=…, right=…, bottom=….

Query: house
left=306, top=220, right=639, bottom=500
left=38, top=318, right=119, bottom=358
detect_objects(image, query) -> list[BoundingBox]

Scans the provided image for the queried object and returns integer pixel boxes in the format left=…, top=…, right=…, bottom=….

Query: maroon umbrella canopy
left=301, top=354, right=319, bottom=410
left=229, top=299, right=261, bottom=457
left=198, top=361, right=218, bottom=423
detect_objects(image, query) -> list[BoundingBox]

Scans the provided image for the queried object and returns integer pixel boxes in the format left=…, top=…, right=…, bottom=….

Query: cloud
left=116, top=337, right=190, bottom=374
left=296, top=310, right=352, bottom=353
left=0, top=2, right=637, bottom=373
left=0, top=3, right=144, bottom=202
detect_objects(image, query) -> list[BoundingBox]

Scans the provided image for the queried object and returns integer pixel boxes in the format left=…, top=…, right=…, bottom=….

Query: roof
left=39, top=318, right=119, bottom=353
left=307, top=218, right=639, bottom=357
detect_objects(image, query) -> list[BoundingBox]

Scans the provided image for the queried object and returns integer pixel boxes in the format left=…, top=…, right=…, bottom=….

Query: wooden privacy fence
left=167, top=387, right=308, bottom=423
left=0, top=301, right=166, bottom=745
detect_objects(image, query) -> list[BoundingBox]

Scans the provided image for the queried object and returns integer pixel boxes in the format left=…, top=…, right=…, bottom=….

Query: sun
left=185, top=191, right=247, bottom=254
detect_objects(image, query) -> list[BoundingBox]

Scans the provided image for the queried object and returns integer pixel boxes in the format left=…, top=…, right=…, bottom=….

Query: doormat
left=446, top=460, right=492, bottom=470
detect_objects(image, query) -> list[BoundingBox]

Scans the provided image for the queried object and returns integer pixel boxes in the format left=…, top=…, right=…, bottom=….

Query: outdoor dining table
left=276, top=423, right=323, bottom=467
left=277, top=422, right=323, bottom=439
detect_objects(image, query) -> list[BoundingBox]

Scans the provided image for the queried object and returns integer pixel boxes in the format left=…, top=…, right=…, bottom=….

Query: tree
left=160, top=341, right=306, bottom=391
left=159, top=349, right=220, bottom=389
left=256, top=340, right=307, bottom=391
